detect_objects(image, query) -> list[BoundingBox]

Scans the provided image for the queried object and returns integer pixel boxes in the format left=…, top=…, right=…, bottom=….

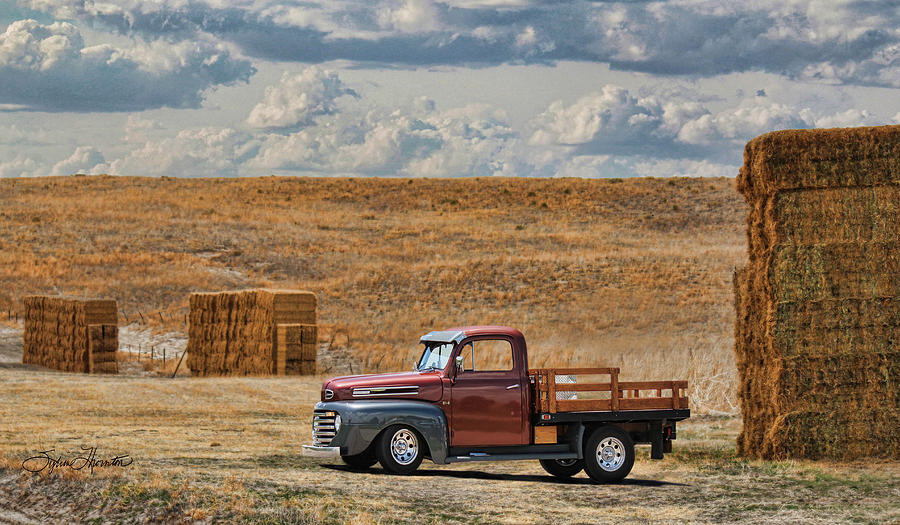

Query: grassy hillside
left=0, top=175, right=745, bottom=412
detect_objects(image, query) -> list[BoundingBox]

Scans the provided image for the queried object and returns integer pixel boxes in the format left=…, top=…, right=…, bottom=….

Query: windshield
left=416, top=342, right=454, bottom=371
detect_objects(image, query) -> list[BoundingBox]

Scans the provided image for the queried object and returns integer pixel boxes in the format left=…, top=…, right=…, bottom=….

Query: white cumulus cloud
left=105, top=127, right=260, bottom=178
left=50, top=146, right=105, bottom=175
left=0, top=155, right=40, bottom=178
left=19, top=1, right=899, bottom=87
left=58, top=72, right=900, bottom=180
left=0, top=19, right=254, bottom=112
left=529, top=86, right=664, bottom=147
left=376, top=0, right=442, bottom=33
left=251, top=102, right=519, bottom=177
left=246, top=67, right=358, bottom=131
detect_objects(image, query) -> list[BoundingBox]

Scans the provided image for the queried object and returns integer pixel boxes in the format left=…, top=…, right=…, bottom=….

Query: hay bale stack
left=277, top=324, right=318, bottom=376
left=186, top=289, right=317, bottom=376
left=735, top=125, right=900, bottom=460
left=88, top=324, right=118, bottom=374
left=22, top=296, right=118, bottom=373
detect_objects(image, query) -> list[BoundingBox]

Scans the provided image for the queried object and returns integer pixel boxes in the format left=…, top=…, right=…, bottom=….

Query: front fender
left=315, top=400, right=449, bottom=463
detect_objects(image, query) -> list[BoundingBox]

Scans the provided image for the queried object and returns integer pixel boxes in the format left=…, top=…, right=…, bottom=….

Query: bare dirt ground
left=0, top=325, right=24, bottom=364
left=1, top=366, right=896, bottom=524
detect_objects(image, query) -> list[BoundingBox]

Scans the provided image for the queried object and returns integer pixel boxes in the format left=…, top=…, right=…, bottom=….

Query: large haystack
left=186, top=289, right=317, bottom=376
left=22, top=296, right=118, bottom=374
left=735, top=125, right=900, bottom=460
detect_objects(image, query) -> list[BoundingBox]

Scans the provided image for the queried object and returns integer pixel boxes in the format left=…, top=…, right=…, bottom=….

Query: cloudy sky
left=1, top=1, right=898, bottom=178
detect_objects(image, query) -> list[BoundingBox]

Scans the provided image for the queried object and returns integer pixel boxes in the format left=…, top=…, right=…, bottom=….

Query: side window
left=460, top=339, right=514, bottom=372
left=459, top=342, right=475, bottom=371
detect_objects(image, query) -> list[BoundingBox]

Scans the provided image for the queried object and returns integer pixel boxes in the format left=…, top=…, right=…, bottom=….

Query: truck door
left=450, top=337, right=526, bottom=446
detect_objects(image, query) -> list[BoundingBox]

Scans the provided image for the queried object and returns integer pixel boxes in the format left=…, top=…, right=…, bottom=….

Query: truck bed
left=529, top=367, right=688, bottom=416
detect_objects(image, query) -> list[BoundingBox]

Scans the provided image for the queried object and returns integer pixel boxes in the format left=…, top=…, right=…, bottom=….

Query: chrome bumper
left=302, top=445, right=341, bottom=458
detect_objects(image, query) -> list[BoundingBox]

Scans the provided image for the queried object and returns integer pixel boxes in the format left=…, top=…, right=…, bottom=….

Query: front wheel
left=583, top=425, right=634, bottom=483
left=539, top=458, right=584, bottom=478
left=376, top=425, right=424, bottom=475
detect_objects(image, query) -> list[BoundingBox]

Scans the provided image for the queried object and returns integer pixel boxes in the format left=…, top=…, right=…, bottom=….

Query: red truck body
left=304, top=326, right=690, bottom=482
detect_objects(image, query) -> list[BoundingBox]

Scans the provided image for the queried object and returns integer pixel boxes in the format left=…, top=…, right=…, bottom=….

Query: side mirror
left=455, top=355, right=464, bottom=373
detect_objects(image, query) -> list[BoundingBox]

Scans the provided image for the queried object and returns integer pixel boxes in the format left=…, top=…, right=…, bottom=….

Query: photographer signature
left=22, top=446, right=133, bottom=474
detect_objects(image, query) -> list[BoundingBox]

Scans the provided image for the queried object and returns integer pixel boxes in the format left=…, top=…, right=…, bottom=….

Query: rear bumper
left=301, top=445, right=341, bottom=458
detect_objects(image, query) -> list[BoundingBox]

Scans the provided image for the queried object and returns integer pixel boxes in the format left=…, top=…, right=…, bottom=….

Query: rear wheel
left=376, top=425, right=424, bottom=475
left=583, top=425, right=634, bottom=483
left=341, top=449, right=377, bottom=470
left=539, top=458, right=584, bottom=478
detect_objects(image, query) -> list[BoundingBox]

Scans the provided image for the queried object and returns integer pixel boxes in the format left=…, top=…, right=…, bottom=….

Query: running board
left=446, top=451, right=578, bottom=463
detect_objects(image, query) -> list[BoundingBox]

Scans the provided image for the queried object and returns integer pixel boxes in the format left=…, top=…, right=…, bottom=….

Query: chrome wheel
left=584, top=426, right=634, bottom=483
left=390, top=428, right=419, bottom=465
left=596, top=436, right=625, bottom=472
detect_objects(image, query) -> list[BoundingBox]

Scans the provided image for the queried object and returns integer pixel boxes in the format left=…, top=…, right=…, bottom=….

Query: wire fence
left=5, top=307, right=190, bottom=326
left=6, top=307, right=190, bottom=376
left=118, top=308, right=189, bottom=326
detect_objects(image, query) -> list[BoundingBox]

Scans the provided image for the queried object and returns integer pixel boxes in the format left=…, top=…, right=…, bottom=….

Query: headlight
left=334, top=414, right=342, bottom=433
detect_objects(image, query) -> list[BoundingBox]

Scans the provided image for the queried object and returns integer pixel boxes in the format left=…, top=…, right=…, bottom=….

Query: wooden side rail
left=618, top=380, right=688, bottom=411
left=530, top=368, right=688, bottom=414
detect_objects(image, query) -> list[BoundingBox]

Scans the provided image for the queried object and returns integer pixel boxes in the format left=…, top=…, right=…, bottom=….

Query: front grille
left=312, top=410, right=337, bottom=446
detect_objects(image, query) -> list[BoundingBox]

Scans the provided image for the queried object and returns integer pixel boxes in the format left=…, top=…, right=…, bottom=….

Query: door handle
left=506, top=384, right=520, bottom=390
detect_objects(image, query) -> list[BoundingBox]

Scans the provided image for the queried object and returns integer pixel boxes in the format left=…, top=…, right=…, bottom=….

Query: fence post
left=172, top=350, right=186, bottom=378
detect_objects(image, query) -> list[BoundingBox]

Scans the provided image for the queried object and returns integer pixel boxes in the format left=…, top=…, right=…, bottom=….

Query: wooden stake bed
left=529, top=367, right=688, bottom=414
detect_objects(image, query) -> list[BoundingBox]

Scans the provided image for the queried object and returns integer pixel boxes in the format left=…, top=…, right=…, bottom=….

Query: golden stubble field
left=0, top=367, right=897, bottom=524
left=1, top=175, right=742, bottom=412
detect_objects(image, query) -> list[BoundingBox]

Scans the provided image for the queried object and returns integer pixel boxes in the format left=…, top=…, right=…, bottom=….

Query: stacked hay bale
left=734, top=125, right=900, bottom=460
left=88, top=324, right=119, bottom=374
left=186, top=289, right=317, bottom=376
left=22, top=296, right=118, bottom=373
left=277, top=324, right=318, bottom=375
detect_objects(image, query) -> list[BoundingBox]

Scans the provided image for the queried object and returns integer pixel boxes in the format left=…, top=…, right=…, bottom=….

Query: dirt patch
left=0, top=326, right=22, bottom=364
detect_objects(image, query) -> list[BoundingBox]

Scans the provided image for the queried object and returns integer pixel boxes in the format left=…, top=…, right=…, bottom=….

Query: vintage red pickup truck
left=302, top=326, right=689, bottom=482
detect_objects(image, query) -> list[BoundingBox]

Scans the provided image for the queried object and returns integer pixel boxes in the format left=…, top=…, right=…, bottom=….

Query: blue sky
left=1, top=0, right=898, bottom=178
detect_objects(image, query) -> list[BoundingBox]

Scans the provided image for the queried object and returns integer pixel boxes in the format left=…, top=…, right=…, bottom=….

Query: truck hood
left=322, top=371, right=443, bottom=403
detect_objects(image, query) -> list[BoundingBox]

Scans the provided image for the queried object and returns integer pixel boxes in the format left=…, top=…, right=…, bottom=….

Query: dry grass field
left=0, top=365, right=897, bottom=524
left=2, top=176, right=898, bottom=523
left=0, top=175, right=743, bottom=412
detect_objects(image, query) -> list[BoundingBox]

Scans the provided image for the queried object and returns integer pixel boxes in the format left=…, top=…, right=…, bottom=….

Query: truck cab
left=302, top=326, right=689, bottom=483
